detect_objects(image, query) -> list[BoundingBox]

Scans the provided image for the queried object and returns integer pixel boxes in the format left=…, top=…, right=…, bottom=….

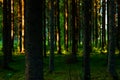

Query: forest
left=0, top=0, right=120, bottom=80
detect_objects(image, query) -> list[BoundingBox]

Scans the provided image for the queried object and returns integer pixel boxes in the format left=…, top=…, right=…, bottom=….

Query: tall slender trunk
left=71, top=0, right=78, bottom=60
left=21, top=0, right=25, bottom=53
left=76, top=0, right=81, bottom=47
left=83, top=0, right=92, bottom=80
left=56, top=0, right=61, bottom=54
left=116, top=0, right=120, bottom=56
left=18, top=0, right=22, bottom=53
left=25, top=0, right=44, bottom=79
left=3, top=0, right=12, bottom=68
left=64, top=0, right=69, bottom=51
left=43, top=0, right=47, bottom=57
left=95, top=0, right=98, bottom=47
left=108, top=0, right=118, bottom=80
left=49, top=0, right=55, bottom=73
left=3, top=0, right=9, bottom=68
left=101, top=0, right=106, bottom=53
left=11, top=0, right=14, bottom=52
left=8, top=0, right=12, bottom=61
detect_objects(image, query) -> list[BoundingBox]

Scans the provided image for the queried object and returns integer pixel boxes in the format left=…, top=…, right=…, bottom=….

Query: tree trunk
left=3, top=0, right=9, bottom=68
left=43, top=0, right=47, bottom=58
left=56, top=0, right=61, bottom=55
left=71, top=0, right=78, bottom=61
left=83, top=0, right=92, bottom=80
left=76, top=0, right=81, bottom=47
left=25, top=0, right=43, bottom=80
left=101, top=0, right=106, bottom=53
left=11, top=0, right=15, bottom=52
left=64, top=0, right=69, bottom=51
left=116, top=0, right=120, bottom=56
left=3, top=0, right=12, bottom=68
left=108, top=0, right=118, bottom=80
left=49, top=0, right=55, bottom=73
left=95, top=0, right=99, bottom=47
left=18, top=0, right=22, bottom=53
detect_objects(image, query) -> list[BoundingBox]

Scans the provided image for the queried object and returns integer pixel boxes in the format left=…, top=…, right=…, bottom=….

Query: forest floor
left=0, top=53, right=120, bottom=80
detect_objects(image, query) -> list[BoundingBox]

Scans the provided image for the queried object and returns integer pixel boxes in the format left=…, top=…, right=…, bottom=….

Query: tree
left=18, top=0, right=22, bottom=53
left=17, top=0, right=25, bottom=53
left=108, top=0, right=118, bottom=80
left=43, top=0, right=47, bottom=57
left=24, top=0, right=43, bottom=79
left=76, top=0, right=81, bottom=46
left=94, top=0, right=99, bottom=47
left=71, top=0, right=78, bottom=61
left=3, top=0, right=12, bottom=69
left=101, top=0, right=106, bottom=53
left=49, top=0, right=55, bottom=73
left=83, top=0, right=92, bottom=80
left=116, top=0, right=120, bottom=56
left=11, top=0, right=15, bottom=52
left=56, top=0, right=61, bottom=54
left=64, top=0, right=69, bottom=51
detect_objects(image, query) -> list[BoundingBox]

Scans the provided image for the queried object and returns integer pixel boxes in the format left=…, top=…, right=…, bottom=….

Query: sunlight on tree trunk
left=21, top=0, right=24, bottom=53
left=64, top=0, right=69, bottom=51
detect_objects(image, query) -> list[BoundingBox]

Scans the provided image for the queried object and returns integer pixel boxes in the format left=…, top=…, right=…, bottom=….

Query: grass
left=0, top=53, right=120, bottom=80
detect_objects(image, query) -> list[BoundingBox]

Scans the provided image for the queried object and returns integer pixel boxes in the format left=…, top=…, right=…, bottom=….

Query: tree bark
left=108, top=0, right=118, bottom=80
left=18, top=0, right=22, bottom=53
left=43, top=0, right=47, bottom=58
left=64, top=0, right=69, bottom=51
left=101, top=0, right=106, bottom=53
left=71, top=0, right=77, bottom=60
left=49, top=0, right=55, bottom=73
left=83, top=0, right=92, bottom=80
left=3, top=0, right=12, bottom=68
left=25, top=0, right=43, bottom=80
left=11, top=0, right=15, bottom=52
left=116, top=0, right=120, bottom=56
left=56, top=0, right=62, bottom=55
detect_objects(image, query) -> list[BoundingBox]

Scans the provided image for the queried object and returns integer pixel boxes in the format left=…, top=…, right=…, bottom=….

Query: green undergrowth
left=0, top=53, right=120, bottom=80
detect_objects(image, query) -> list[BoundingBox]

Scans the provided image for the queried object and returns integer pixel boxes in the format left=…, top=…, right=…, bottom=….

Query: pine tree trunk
left=3, top=0, right=12, bottom=68
left=76, top=0, right=81, bottom=47
left=8, top=0, right=12, bottom=61
left=3, top=0, right=9, bottom=68
left=95, top=0, right=98, bottom=47
left=11, top=0, right=15, bottom=52
left=71, top=0, right=77, bottom=60
left=116, top=0, right=120, bottom=56
left=101, top=0, right=106, bottom=53
left=25, top=0, right=43, bottom=80
left=83, top=0, right=92, bottom=80
left=49, top=0, right=55, bottom=73
left=18, top=0, right=22, bottom=53
left=64, top=0, right=69, bottom=51
left=108, top=0, right=118, bottom=80
left=43, top=0, right=47, bottom=58
left=56, top=0, right=61, bottom=55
